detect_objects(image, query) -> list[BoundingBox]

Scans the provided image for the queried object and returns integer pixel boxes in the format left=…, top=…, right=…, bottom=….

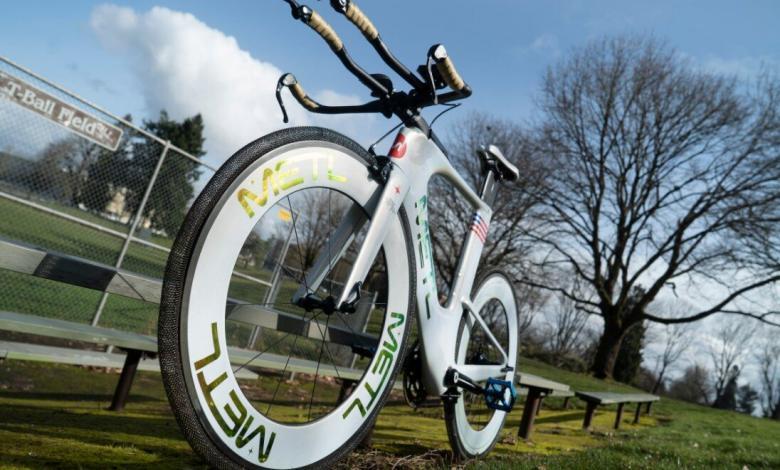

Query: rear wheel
left=444, top=271, right=518, bottom=459
left=159, top=127, right=414, bottom=469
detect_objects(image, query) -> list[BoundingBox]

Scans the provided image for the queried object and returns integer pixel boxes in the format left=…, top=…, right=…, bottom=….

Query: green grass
left=0, top=196, right=275, bottom=335
left=1, top=196, right=779, bottom=467
left=0, top=196, right=172, bottom=279
left=1, top=357, right=777, bottom=469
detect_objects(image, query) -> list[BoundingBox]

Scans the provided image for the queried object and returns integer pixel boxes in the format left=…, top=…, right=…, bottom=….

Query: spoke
left=328, top=187, right=333, bottom=298
left=308, top=314, right=330, bottom=421
left=278, top=265, right=318, bottom=297
left=233, top=309, right=322, bottom=376
left=266, top=311, right=322, bottom=416
left=287, top=195, right=311, bottom=295
left=311, top=316, right=343, bottom=381
left=335, top=311, right=362, bottom=339
left=232, top=330, right=291, bottom=375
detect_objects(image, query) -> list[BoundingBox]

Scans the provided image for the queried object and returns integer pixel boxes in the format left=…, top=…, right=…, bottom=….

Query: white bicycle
left=158, top=1, right=521, bottom=468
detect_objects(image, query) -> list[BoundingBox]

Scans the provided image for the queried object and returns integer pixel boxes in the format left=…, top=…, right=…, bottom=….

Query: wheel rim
left=453, top=274, right=518, bottom=455
left=180, top=143, right=410, bottom=468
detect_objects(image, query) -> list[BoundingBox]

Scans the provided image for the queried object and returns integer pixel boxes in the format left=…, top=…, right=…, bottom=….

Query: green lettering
left=327, top=155, right=347, bottom=182
left=342, top=397, right=366, bottom=419
left=194, top=322, right=221, bottom=370
left=276, top=160, right=304, bottom=190
left=235, top=415, right=276, bottom=462
left=222, top=390, right=247, bottom=437
left=237, top=168, right=278, bottom=217
left=197, top=370, right=242, bottom=436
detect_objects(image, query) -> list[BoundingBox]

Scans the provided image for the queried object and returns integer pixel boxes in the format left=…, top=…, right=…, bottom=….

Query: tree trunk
left=651, top=368, right=665, bottom=395
left=591, top=322, right=625, bottom=379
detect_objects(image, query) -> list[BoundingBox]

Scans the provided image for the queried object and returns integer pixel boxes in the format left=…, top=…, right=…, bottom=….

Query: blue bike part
left=483, top=377, right=516, bottom=412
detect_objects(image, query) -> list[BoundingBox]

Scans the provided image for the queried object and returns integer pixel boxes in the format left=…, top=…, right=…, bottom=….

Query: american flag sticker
left=470, top=213, right=490, bottom=243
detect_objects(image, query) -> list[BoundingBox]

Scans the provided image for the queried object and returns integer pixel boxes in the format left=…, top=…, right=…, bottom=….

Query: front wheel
left=444, top=271, right=519, bottom=459
left=159, top=127, right=414, bottom=469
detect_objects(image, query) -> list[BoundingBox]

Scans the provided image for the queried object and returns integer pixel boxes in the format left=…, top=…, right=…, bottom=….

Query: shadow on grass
left=536, top=411, right=585, bottom=425
left=0, top=391, right=160, bottom=403
left=0, top=402, right=180, bottom=440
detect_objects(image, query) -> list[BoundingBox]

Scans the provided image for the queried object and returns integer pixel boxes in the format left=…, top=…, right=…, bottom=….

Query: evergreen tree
left=736, top=384, right=759, bottom=415
left=713, top=366, right=740, bottom=410
left=128, top=111, right=205, bottom=236
left=668, top=364, right=711, bottom=405
left=613, top=321, right=646, bottom=384
left=79, top=115, right=134, bottom=217
left=612, top=286, right=647, bottom=384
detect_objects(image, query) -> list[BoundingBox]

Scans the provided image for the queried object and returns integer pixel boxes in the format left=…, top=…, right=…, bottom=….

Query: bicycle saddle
left=477, top=145, right=520, bottom=182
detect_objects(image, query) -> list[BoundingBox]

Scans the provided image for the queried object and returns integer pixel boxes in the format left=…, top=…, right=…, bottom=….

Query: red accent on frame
left=388, top=133, right=407, bottom=158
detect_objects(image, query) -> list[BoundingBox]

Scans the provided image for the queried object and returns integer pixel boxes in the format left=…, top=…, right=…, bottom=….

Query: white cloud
left=520, top=33, right=561, bottom=58
left=90, top=4, right=377, bottom=167
left=701, top=55, right=779, bottom=79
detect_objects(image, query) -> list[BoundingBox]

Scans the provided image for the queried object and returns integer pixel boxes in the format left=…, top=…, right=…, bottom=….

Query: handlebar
left=339, top=0, right=378, bottom=41
left=276, top=73, right=386, bottom=123
left=331, top=0, right=427, bottom=91
left=279, top=0, right=472, bottom=123
left=301, top=6, right=343, bottom=52
left=430, top=44, right=470, bottom=95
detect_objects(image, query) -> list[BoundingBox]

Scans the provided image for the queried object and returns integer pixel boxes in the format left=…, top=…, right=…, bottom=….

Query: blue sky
left=2, top=0, right=778, bottom=143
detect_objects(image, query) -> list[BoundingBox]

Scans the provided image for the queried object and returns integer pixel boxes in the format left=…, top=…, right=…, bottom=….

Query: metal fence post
left=91, top=141, right=172, bottom=327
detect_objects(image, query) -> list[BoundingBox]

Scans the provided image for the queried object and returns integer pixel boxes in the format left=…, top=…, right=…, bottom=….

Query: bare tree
left=287, top=189, right=348, bottom=270
left=429, top=113, right=547, bottom=290
left=514, top=280, right=546, bottom=346
left=647, top=301, right=694, bottom=393
left=708, top=322, right=754, bottom=407
left=520, top=35, right=780, bottom=377
left=650, top=324, right=692, bottom=394
left=543, top=275, right=596, bottom=362
left=756, top=338, right=780, bottom=419
left=546, top=294, right=589, bottom=359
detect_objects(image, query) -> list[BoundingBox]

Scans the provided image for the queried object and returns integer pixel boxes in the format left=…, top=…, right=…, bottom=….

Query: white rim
left=181, top=143, right=410, bottom=468
left=453, top=274, right=518, bottom=455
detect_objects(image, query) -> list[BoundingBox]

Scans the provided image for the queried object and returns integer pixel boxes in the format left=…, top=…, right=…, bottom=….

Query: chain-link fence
left=0, top=57, right=236, bottom=337
left=0, top=57, right=384, bottom=363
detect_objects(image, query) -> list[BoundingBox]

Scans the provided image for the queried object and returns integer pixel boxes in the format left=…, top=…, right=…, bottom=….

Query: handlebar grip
left=344, top=1, right=378, bottom=40
left=289, top=80, right=320, bottom=111
left=431, top=44, right=467, bottom=93
left=306, top=9, right=344, bottom=52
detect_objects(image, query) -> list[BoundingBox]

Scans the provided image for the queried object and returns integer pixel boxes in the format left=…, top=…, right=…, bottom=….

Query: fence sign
left=0, top=71, right=123, bottom=151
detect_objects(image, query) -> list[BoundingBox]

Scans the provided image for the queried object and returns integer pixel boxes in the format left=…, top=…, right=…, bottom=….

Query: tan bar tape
left=290, top=82, right=319, bottom=110
left=308, top=11, right=343, bottom=52
left=346, top=2, right=379, bottom=40
left=436, top=56, right=466, bottom=92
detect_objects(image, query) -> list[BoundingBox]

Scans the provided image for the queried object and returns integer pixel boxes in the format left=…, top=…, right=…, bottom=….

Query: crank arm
left=444, top=368, right=483, bottom=396
left=336, top=164, right=410, bottom=310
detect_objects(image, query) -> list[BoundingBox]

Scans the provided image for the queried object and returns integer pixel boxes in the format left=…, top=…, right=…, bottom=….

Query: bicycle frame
left=297, top=125, right=508, bottom=397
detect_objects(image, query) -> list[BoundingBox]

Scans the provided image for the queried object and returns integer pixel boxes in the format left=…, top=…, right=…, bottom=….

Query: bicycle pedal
left=483, top=377, right=516, bottom=412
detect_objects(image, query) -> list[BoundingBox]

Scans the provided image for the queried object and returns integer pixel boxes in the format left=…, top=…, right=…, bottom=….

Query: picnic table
left=0, top=238, right=374, bottom=411
left=576, top=391, right=660, bottom=429
left=515, top=372, right=574, bottom=439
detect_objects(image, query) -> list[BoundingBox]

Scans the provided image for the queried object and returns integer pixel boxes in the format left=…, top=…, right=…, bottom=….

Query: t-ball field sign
left=0, top=70, right=123, bottom=151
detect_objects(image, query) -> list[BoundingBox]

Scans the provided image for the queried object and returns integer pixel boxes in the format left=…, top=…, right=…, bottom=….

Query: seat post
left=479, top=163, right=499, bottom=206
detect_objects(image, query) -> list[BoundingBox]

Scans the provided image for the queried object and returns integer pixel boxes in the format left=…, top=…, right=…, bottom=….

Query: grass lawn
left=1, top=357, right=778, bottom=469
left=1, top=196, right=779, bottom=468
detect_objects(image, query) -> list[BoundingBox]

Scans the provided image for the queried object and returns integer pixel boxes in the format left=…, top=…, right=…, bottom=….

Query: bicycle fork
left=291, top=162, right=411, bottom=310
